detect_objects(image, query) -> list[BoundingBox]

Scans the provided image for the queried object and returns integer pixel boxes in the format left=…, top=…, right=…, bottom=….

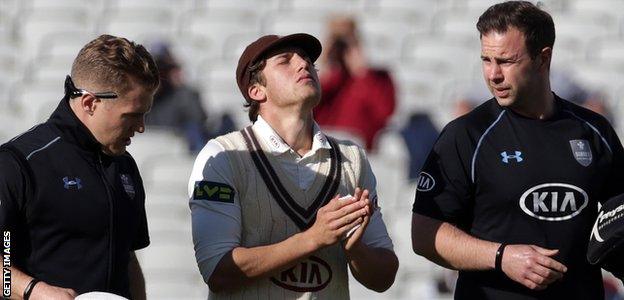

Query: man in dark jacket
left=411, top=2, right=624, bottom=299
left=0, top=34, right=159, bottom=299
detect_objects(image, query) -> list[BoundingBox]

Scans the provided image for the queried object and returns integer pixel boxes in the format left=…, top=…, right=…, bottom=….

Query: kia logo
left=519, top=183, right=588, bottom=221
left=270, top=256, right=332, bottom=292
left=416, top=172, right=435, bottom=192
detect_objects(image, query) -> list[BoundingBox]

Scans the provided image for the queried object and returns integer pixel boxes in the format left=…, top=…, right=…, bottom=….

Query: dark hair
left=71, top=34, right=160, bottom=94
left=476, top=1, right=555, bottom=58
left=245, top=58, right=266, bottom=122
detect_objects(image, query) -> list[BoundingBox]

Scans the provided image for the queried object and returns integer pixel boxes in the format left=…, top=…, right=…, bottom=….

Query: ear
left=248, top=83, right=266, bottom=102
left=538, top=47, right=552, bottom=71
left=79, top=93, right=99, bottom=116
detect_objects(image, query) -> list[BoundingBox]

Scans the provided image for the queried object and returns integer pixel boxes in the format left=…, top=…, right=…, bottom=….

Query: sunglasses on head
left=64, top=75, right=118, bottom=99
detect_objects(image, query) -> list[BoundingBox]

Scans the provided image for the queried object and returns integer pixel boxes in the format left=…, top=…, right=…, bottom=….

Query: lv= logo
left=193, top=181, right=235, bottom=203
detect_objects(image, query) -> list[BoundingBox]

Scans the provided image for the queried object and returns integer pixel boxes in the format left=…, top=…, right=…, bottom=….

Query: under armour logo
left=501, top=151, right=523, bottom=163
left=63, top=177, right=82, bottom=190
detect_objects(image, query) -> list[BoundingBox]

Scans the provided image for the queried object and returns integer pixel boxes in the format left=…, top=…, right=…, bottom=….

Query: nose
left=486, top=62, right=504, bottom=84
left=293, top=53, right=311, bottom=71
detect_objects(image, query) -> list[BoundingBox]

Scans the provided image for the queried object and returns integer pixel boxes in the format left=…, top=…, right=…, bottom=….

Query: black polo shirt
left=0, top=96, right=149, bottom=298
left=413, top=95, right=624, bottom=299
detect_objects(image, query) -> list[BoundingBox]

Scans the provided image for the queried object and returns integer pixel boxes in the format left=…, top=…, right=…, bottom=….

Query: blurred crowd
left=148, top=14, right=616, bottom=186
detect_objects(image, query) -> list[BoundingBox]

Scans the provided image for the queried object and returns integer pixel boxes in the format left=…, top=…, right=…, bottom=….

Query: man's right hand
left=31, top=281, right=78, bottom=300
left=305, top=194, right=368, bottom=249
left=501, top=244, right=568, bottom=291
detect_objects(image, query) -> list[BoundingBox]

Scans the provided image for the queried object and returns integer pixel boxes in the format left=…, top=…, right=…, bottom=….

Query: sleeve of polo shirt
left=412, top=120, right=474, bottom=226
left=357, top=147, right=394, bottom=251
left=188, top=139, right=242, bottom=284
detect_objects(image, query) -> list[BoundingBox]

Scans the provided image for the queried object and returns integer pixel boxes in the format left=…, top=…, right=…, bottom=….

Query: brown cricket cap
left=236, top=33, right=322, bottom=101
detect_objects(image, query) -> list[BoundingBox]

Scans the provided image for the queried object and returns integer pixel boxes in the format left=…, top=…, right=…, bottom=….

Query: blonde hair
left=71, top=34, right=159, bottom=94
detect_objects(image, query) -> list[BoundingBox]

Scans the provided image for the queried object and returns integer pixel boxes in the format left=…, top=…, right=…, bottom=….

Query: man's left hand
left=343, top=188, right=372, bottom=251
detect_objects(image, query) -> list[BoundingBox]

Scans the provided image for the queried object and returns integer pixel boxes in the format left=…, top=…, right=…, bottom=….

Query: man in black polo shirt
left=411, top=1, right=624, bottom=299
left=0, top=35, right=159, bottom=299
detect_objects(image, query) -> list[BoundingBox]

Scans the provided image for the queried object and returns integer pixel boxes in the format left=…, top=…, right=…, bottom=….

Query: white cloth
left=188, top=116, right=393, bottom=283
left=75, top=292, right=128, bottom=300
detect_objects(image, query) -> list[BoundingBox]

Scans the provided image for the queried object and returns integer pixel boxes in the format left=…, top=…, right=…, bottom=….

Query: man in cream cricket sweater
left=187, top=33, right=399, bottom=299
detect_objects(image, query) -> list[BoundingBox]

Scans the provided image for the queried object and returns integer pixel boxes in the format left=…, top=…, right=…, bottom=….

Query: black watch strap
left=23, top=278, right=40, bottom=300
left=495, top=243, right=507, bottom=272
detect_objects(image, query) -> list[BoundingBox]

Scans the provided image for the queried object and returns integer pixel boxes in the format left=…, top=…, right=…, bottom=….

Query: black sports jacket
left=0, top=96, right=149, bottom=298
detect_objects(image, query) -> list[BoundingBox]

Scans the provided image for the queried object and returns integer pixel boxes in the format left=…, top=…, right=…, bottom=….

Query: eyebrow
left=480, top=54, right=518, bottom=61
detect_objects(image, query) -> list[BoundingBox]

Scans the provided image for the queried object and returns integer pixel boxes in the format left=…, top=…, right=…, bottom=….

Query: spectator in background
left=314, top=16, right=396, bottom=151
left=582, top=91, right=613, bottom=123
left=550, top=70, right=615, bottom=125
left=146, top=41, right=209, bottom=153
left=550, top=70, right=588, bottom=104
left=453, top=83, right=491, bottom=117
left=550, top=70, right=614, bottom=124
left=400, top=113, right=439, bottom=181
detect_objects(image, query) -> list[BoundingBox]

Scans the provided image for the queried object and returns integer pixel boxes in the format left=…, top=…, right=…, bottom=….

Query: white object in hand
left=75, top=292, right=129, bottom=300
left=339, top=195, right=362, bottom=240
